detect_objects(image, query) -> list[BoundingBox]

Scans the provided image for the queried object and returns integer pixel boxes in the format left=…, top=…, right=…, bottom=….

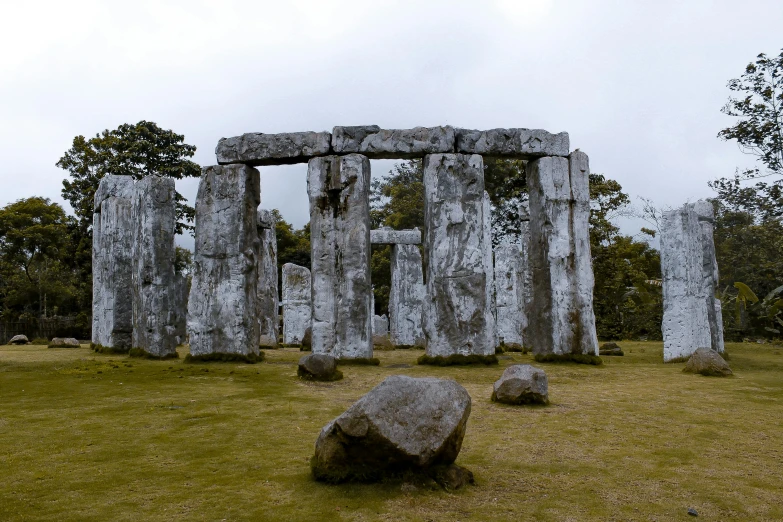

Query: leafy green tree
left=712, top=49, right=783, bottom=220
left=0, top=198, right=78, bottom=319
left=57, top=120, right=201, bottom=234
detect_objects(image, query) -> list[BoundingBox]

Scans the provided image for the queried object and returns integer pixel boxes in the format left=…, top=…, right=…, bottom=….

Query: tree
left=0, top=198, right=77, bottom=319
left=57, top=120, right=201, bottom=234
left=712, top=49, right=783, bottom=220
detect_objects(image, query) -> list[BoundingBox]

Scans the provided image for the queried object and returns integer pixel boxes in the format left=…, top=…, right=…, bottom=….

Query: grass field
left=1, top=342, right=782, bottom=521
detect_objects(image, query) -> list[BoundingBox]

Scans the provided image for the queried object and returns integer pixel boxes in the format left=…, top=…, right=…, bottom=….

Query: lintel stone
left=332, top=125, right=455, bottom=159
left=370, top=228, right=421, bottom=245
left=216, top=131, right=331, bottom=166
left=455, top=128, right=569, bottom=158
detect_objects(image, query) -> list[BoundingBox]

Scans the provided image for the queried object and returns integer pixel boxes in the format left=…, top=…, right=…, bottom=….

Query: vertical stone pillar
left=256, top=209, right=279, bottom=348
left=187, top=165, right=261, bottom=361
left=174, top=272, right=189, bottom=345
left=483, top=191, right=498, bottom=347
left=527, top=152, right=599, bottom=359
left=422, top=153, right=495, bottom=358
left=389, top=243, right=425, bottom=347
left=518, top=201, right=532, bottom=345
left=307, top=154, right=373, bottom=360
left=494, top=241, right=524, bottom=349
left=661, top=200, right=723, bottom=361
left=281, top=263, right=312, bottom=345
left=130, top=176, right=178, bottom=358
left=92, top=174, right=134, bottom=352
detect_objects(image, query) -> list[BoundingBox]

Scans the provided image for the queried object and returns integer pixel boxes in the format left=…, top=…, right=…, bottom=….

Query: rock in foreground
left=683, top=347, right=732, bottom=377
left=491, top=364, right=549, bottom=405
left=48, top=338, right=81, bottom=348
left=7, top=335, right=29, bottom=345
left=311, top=375, right=473, bottom=488
left=298, top=353, right=343, bottom=382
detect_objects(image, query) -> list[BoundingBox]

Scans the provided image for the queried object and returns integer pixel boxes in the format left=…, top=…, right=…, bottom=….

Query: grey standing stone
left=422, top=153, right=495, bottom=357
left=332, top=126, right=455, bottom=159
left=256, top=209, right=279, bottom=348
left=131, top=176, right=178, bottom=358
left=370, top=227, right=421, bottom=245
left=282, top=263, right=311, bottom=345
left=455, top=128, right=570, bottom=158
left=311, top=375, right=472, bottom=484
left=494, top=241, right=524, bottom=349
left=661, top=201, right=723, bottom=361
left=518, top=201, right=532, bottom=344
left=215, top=131, right=331, bottom=166
left=92, top=174, right=135, bottom=352
left=389, top=243, right=425, bottom=347
left=308, top=154, right=373, bottom=360
left=174, top=272, right=189, bottom=345
left=483, top=191, right=498, bottom=347
left=187, top=165, right=261, bottom=359
left=527, top=152, right=599, bottom=358
left=372, top=314, right=389, bottom=336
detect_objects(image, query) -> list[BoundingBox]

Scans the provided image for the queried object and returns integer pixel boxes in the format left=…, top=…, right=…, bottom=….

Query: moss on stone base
left=297, top=367, right=343, bottom=382
left=184, top=352, right=264, bottom=364
left=128, top=347, right=179, bottom=360
left=417, top=354, right=499, bottom=366
left=336, top=357, right=381, bottom=366
left=311, top=459, right=474, bottom=490
left=664, top=356, right=689, bottom=364
left=533, top=353, right=603, bottom=365
left=91, top=343, right=130, bottom=355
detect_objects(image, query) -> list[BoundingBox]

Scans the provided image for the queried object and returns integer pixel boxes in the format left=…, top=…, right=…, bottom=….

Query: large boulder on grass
left=311, top=375, right=473, bottom=488
left=48, top=337, right=81, bottom=348
left=683, top=347, right=732, bottom=377
left=7, top=335, right=29, bottom=345
left=298, top=353, right=342, bottom=381
left=491, top=364, right=549, bottom=405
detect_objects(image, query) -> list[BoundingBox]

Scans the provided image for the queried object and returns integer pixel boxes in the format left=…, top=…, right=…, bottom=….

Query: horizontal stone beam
left=370, top=228, right=421, bottom=245
left=216, top=131, right=331, bottom=166
left=456, top=128, right=569, bottom=158
left=331, top=126, right=455, bottom=159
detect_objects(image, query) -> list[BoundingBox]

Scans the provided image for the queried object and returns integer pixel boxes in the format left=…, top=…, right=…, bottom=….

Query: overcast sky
left=1, top=0, right=780, bottom=248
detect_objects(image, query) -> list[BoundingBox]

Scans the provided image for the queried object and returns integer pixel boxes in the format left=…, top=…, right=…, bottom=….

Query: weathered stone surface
left=256, top=209, right=279, bottom=348
left=494, top=241, right=524, bottom=348
left=48, top=337, right=80, bottom=348
left=131, top=176, right=178, bottom=358
left=661, top=201, right=723, bottom=362
left=599, top=342, right=624, bottom=356
left=215, top=131, right=331, bottom=166
left=373, top=314, right=389, bottom=336
left=373, top=334, right=394, bottom=351
left=298, top=353, right=343, bottom=381
left=8, top=335, right=29, bottom=345
left=332, top=126, right=454, bottom=159
left=422, top=154, right=495, bottom=357
left=187, top=165, right=261, bottom=359
left=683, top=347, right=732, bottom=376
left=455, top=128, right=569, bottom=158
left=370, top=228, right=421, bottom=245
left=174, top=272, right=188, bottom=345
left=92, top=174, right=135, bottom=352
left=491, top=364, right=549, bottom=405
left=518, top=201, right=532, bottom=344
left=311, top=375, right=472, bottom=483
left=527, top=153, right=599, bottom=358
left=281, top=263, right=311, bottom=345
left=308, top=154, right=373, bottom=360
left=483, top=191, right=498, bottom=347
left=301, top=326, right=312, bottom=350
left=389, top=244, right=425, bottom=347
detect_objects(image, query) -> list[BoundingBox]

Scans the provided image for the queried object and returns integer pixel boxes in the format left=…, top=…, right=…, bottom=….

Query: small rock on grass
left=683, top=347, right=732, bottom=377
left=492, top=364, right=549, bottom=405
left=7, top=335, right=29, bottom=345
left=298, top=353, right=343, bottom=381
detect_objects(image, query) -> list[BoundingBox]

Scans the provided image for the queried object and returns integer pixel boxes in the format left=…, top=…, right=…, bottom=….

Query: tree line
left=1, top=49, right=781, bottom=341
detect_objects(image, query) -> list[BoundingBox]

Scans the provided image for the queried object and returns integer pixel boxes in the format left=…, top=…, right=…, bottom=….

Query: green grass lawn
left=1, top=342, right=781, bottom=521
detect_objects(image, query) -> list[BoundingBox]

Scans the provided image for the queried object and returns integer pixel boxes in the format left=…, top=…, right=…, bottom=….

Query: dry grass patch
left=0, top=342, right=781, bottom=520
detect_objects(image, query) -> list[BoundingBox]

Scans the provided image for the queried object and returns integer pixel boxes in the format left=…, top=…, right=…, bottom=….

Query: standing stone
left=130, top=176, right=178, bottom=358
left=174, top=272, right=189, bottom=345
left=527, top=152, right=599, bottom=359
left=422, top=153, right=495, bottom=358
left=661, top=200, right=723, bottom=361
left=187, top=165, right=261, bottom=360
left=281, top=263, right=312, bottom=345
left=373, top=315, right=389, bottom=336
left=256, top=209, right=279, bottom=348
left=518, top=201, right=532, bottom=344
left=494, top=241, right=524, bottom=349
left=92, top=174, right=135, bottom=352
left=307, top=154, right=373, bottom=360
left=389, top=243, right=425, bottom=347
left=483, top=191, right=498, bottom=347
